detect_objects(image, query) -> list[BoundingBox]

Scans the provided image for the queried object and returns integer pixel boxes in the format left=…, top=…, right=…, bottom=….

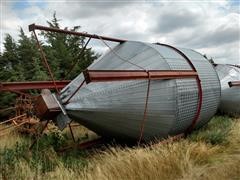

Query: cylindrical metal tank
left=60, top=41, right=221, bottom=141
left=215, top=64, right=240, bottom=115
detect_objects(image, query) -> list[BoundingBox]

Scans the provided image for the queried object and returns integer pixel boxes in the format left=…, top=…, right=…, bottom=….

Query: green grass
left=189, top=115, right=233, bottom=145
left=0, top=127, right=90, bottom=179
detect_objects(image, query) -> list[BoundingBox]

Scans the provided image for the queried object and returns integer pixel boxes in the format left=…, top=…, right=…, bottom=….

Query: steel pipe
left=29, top=24, right=126, bottom=43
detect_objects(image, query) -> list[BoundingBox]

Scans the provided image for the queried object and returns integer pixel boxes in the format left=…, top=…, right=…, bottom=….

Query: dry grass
left=62, top=123, right=98, bottom=143
left=78, top=140, right=221, bottom=180
left=0, top=116, right=239, bottom=180
left=0, top=125, right=26, bottom=149
left=198, top=120, right=240, bottom=180
left=227, top=119, right=240, bottom=152
left=78, top=118, right=240, bottom=180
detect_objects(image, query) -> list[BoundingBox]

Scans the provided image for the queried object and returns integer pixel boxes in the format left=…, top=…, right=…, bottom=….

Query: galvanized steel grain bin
left=60, top=41, right=221, bottom=141
left=215, top=64, right=240, bottom=114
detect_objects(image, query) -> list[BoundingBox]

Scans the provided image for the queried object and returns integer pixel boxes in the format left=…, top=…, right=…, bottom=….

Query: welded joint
left=29, top=23, right=36, bottom=31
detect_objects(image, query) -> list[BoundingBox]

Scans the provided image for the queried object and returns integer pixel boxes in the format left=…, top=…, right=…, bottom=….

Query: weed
left=61, top=149, right=88, bottom=170
left=0, top=141, right=29, bottom=179
left=35, top=131, right=67, bottom=150
left=190, top=116, right=233, bottom=145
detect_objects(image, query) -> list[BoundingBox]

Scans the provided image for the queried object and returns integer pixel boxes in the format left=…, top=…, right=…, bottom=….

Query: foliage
left=189, top=115, right=233, bottom=145
left=0, top=129, right=88, bottom=179
left=0, top=12, right=98, bottom=113
left=41, top=12, right=98, bottom=80
left=60, top=148, right=88, bottom=170
left=43, top=131, right=66, bottom=149
left=0, top=141, right=29, bottom=179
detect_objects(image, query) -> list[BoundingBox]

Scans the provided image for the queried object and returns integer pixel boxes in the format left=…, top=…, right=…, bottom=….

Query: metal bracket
left=53, top=94, right=71, bottom=130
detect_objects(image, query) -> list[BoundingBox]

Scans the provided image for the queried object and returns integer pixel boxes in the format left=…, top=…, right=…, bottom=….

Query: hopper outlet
left=35, top=89, right=71, bottom=130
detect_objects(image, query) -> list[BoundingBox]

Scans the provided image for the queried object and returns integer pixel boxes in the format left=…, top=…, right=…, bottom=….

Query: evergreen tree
left=31, top=57, right=49, bottom=81
left=0, top=34, right=19, bottom=81
left=0, top=12, right=98, bottom=114
left=0, top=35, right=19, bottom=110
left=41, top=12, right=97, bottom=79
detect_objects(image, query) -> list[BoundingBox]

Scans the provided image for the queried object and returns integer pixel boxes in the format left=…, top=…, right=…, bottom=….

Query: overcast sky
left=0, top=0, right=239, bottom=64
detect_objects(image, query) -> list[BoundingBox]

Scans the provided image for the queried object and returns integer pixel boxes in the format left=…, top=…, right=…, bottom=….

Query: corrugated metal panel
left=59, top=41, right=221, bottom=141
left=215, top=64, right=240, bottom=114
left=177, top=49, right=221, bottom=128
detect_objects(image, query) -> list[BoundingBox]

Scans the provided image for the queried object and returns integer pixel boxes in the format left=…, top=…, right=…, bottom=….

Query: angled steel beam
left=0, top=80, right=70, bottom=92
left=227, top=64, right=240, bottom=69
left=228, top=81, right=240, bottom=87
left=29, top=24, right=126, bottom=43
left=83, top=70, right=198, bottom=84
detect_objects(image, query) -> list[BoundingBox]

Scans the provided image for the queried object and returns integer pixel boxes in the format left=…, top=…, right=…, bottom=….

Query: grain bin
left=215, top=64, right=240, bottom=115
left=56, top=41, right=220, bottom=142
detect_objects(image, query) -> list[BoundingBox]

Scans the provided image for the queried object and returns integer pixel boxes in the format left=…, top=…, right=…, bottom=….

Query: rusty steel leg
left=64, top=37, right=92, bottom=80
left=138, top=72, right=151, bottom=146
left=68, top=123, right=76, bottom=143
left=64, top=80, right=85, bottom=104
left=57, top=137, right=104, bottom=152
left=29, top=119, right=50, bottom=150
left=32, top=30, right=59, bottom=94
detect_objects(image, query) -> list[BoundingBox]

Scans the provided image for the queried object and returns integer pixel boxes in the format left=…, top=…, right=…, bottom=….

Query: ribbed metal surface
left=215, top=64, right=240, bottom=114
left=60, top=41, right=221, bottom=141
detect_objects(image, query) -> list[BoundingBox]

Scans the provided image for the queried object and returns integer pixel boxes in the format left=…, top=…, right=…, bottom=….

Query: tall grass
left=79, top=141, right=220, bottom=180
left=78, top=117, right=240, bottom=180
left=189, top=116, right=233, bottom=145
left=0, top=125, right=29, bottom=149
left=0, top=124, right=90, bottom=179
left=0, top=116, right=239, bottom=179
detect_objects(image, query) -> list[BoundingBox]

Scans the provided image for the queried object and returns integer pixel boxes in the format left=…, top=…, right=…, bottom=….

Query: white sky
left=0, top=0, right=240, bottom=64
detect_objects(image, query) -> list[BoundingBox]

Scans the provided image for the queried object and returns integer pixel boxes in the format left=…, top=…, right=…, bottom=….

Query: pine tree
left=31, top=57, right=49, bottom=81
left=0, top=12, right=98, bottom=113
left=41, top=12, right=98, bottom=80
left=0, top=34, right=20, bottom=81
left=0, top=35, right=19, bottom=110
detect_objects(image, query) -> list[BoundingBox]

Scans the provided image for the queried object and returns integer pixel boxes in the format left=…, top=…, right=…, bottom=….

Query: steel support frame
left=29, top=24, right=126, bottom=43
left=0, top=81, right=70, bottom=92
left=228, top=81, right=240, bottom=87
left=83, top=70, right=198, bottom=83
